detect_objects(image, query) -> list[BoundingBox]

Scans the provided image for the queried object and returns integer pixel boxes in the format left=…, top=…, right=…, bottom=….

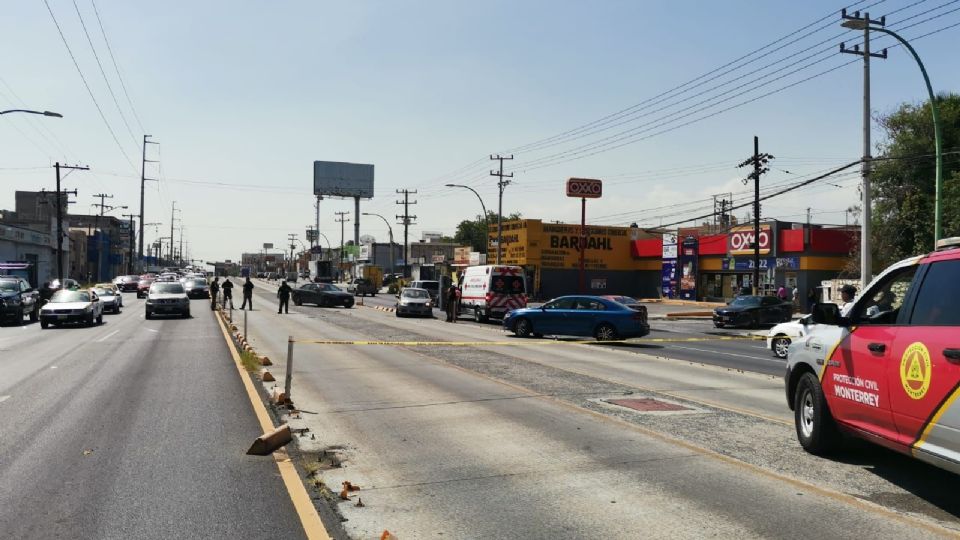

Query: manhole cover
left=605, top=398, right=691, bottom=412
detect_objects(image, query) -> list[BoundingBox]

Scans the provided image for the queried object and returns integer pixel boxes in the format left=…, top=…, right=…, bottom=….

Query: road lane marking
left=96, top=330, right=119, bottom=342
left=667, top=345, right=782, bottom=363
left=0, top=395, right=9, bottom=404
left=213, top=307, right=331, bottom=540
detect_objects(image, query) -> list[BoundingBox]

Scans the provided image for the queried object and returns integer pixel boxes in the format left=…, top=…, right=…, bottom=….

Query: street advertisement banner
left=454, top=247, right=471, bottom=265
left=721, top=255, right=799, bottom=271
left=678, top=236, right=698, bottom=300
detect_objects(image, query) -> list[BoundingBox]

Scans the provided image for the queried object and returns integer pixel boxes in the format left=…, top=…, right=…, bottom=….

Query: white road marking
left=50, top=366, right=57, bottom=369
left=145, top=328, right=158, bottom=333
left=668, top=344, right=782, bottom=363
left=96, top=330, right=119, bottom=342
left=0, top=395, right=10, bottom=403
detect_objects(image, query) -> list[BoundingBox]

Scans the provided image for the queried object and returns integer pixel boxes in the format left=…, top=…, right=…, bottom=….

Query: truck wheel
left=794, top=372, right=839, bottom=454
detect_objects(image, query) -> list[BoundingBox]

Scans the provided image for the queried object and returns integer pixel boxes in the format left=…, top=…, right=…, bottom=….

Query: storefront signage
left=454, top=247, right=471, bottom=265
left=679, top=236, right=698, bottom=300
left=662, top=234, right=678, bottom=260
left=431, top=254, right=446, bottom=263
left=661, top=233, right=678, bottom=299
left=590, top=278, right=607, bottom=290
left=722, top=256, right=799, bottom=271
left=728, top=225, right=773, bottom=256
left=566, top=178, right=603, bottom=198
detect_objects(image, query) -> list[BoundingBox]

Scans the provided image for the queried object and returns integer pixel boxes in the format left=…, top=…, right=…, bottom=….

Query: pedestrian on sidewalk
left=222, top=277, right=235, bottom=310
left=277, top=280, right=292, bottom=314
left=240, top=277, right=254, bottom=310
left=209, top=277, right=220, bottom=311
left=445, top=284, right=459, bottom=322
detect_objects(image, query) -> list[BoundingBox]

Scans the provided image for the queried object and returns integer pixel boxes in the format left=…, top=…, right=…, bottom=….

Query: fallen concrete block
left=246, top=423, right=292, bottom=456
left=260, top=355, right=272, bottom=366
left=262, top=370, right=275, bottom=382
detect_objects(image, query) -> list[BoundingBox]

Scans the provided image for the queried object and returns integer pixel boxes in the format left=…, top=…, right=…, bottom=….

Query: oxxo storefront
left=632, top=221, right=858, bottom=302
left=489, top=219, right=660, bottom=300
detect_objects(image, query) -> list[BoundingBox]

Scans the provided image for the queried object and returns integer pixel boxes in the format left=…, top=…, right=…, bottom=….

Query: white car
left=40, top=289, right=104, bottom=328
left=766, top=315, right=815, bottom=359
left=92, top=286, right=123, bottom=314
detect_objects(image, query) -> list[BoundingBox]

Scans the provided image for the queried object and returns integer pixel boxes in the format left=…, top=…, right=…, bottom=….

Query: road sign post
left=566, top=178, right=603, bottom=294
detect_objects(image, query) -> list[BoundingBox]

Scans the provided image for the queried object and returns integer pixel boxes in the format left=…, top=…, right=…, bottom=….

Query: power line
left=71, top=0, right=139, bottom=149
left=90, top=0, right=145, bottom=133
left=42, top=0, right=137, bottom=172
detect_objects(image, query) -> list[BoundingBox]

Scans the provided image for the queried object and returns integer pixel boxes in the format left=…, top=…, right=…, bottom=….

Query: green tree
left=453, top=211, right=522, bottom=252
left=871, top=93, right=960, bottom=269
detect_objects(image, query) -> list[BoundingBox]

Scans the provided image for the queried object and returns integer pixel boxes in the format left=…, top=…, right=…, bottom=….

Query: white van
left=459, top=265, right=527, bottom=322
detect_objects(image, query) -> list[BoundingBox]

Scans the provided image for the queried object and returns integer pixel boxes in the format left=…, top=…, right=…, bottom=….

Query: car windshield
left=415, top=282, right=439, bottom=292
left=0, top=281, right=19, bottom=292
left=403, top=289, right=430, bottom=299
left=187, top=280, right=207, bottom=287
left=730, top=296, right=761, bottom=307
left=92, top=288, right=111, bottom=296
left=50, top=290, right=90, bottom=303
left=151, top=283, right=185, bottom=294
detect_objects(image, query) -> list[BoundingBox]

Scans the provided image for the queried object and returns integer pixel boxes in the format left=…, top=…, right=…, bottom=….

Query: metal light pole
left=842, top=17, right=944, bottom=247
left=362, top=212, right=395, bottom=273
left=446, top=183, right=489, bottom=253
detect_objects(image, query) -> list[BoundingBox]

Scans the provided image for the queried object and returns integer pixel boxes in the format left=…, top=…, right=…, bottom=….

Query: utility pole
left=121, top=213, right=136, bottom=274
left=314, top=194, right=323, bottom=249
left=92, top=193, right=113, bottom=281
left=841, top=9, right=887, bottom=289
left=287, top=233, right=298, bottom=273
left=53, top=162, right=87, bottom=283
left=335, top=211, right=350, bottom=280
left=489, top=154, right=513, bottom=264
left=395, top=190, right=417, bottom=277
left=738, top=137, right=774, bottom=296
left=138, top=135, right=159, bottom=271
left=169, top=201, right=180, bottom=266
left=179, top=226, right=185, bottom=268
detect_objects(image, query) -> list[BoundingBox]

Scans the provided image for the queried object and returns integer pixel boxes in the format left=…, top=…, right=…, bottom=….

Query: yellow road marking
left=214, top=310, right=331, bottom=540
left=294, top=336, right=766, bottom=346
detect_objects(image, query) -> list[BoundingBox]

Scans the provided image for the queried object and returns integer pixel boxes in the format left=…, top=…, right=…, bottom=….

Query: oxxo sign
left=566, top=177, right=603, bottom=198
left=728, top=225, right=772, bottom=255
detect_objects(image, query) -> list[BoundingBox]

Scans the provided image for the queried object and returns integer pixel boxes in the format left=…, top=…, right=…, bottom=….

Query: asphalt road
left=356, top=291, right=785, bottom=376
left=0, top=294, right=307, bottom=540
left=237, top=279, right=960, bottom=539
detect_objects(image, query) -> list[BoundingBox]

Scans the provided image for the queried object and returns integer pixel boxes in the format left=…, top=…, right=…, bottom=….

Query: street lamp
left=841, top=17, right=944, bottom=246
left=445, top=183, right=489, bottom=253
left=0, top=109, right=62, bottom=117
left=362, top=212, right=395, bottom=273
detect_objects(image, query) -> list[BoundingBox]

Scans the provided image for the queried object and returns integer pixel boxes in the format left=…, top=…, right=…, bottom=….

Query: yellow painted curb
left=213, top=310, right=330, bottom=539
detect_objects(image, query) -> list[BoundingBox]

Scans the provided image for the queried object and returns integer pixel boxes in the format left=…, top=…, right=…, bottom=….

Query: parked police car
left=785, top=237, right=960, bottom=474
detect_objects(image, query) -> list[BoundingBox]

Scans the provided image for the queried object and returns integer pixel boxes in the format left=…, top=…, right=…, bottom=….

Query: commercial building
left=631, top=221, right=858, bottom=302
left=489, top=219, right=661, bottom=300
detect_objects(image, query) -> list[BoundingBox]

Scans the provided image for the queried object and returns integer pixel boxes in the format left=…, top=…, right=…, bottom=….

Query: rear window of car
left=491, top=275, right=525, bottom=294
left=151, top=283, right=185, bottom=294
left=51, top=290, right=90, bottom=303
left=909, top=260, right=960, bottom=326
left=403, top=289, right=430, bottom=298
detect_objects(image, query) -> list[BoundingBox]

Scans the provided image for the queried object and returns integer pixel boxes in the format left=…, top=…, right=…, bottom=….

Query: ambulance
left=785, top=237, right=960, bottom=474
left=459, top=265, right=527, bottom=322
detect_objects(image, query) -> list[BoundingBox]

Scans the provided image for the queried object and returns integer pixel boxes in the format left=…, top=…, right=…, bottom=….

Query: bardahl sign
left=566, top=177, right=602, bottom=198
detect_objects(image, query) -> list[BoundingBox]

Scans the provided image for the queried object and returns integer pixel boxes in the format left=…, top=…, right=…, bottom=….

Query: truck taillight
left=485, top=292, right=493, bottom=303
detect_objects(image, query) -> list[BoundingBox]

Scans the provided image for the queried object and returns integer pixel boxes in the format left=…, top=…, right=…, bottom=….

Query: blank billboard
left=313, top=161, right=374, bottom=199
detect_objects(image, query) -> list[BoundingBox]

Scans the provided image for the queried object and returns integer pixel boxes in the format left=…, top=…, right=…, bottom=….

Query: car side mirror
left=810, top=302, right=847, bottom=326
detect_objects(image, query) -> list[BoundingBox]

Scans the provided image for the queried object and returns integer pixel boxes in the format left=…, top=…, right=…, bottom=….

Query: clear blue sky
left=2, top=0, right=958, bottom=262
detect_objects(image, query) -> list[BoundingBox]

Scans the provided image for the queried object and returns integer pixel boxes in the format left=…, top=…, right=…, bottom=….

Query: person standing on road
left=221, top=277, right=235, bottom=310
left=445, top=285, right=459, bottom=323
left=240, top=277, right=254, bottom=310
left=806, top=287, right=817, bottom=313
left=277, top=280, right=292, bottom=314
left=209, top=277, right=220, bottom=311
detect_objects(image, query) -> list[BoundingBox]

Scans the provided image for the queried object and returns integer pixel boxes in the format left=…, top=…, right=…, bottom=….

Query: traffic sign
left=566, top=178, right=602, bottom=198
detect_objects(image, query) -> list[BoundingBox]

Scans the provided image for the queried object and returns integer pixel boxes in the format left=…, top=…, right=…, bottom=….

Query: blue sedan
left=502, top=295, right=650, bottom=341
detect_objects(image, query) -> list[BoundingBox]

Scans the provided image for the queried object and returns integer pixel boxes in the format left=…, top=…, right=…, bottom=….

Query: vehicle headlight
left=426, top=302, right=432, bottom=307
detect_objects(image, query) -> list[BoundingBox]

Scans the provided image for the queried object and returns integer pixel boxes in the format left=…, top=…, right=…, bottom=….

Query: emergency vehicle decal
left=900, top=342, right=932, bottom=400
left=913, top=382, right=960, bottom=450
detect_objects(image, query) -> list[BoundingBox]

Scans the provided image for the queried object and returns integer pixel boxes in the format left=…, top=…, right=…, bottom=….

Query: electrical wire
left=90, top=0, right=145, bottom=134
left=42, top=0, right=137, bottom=172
